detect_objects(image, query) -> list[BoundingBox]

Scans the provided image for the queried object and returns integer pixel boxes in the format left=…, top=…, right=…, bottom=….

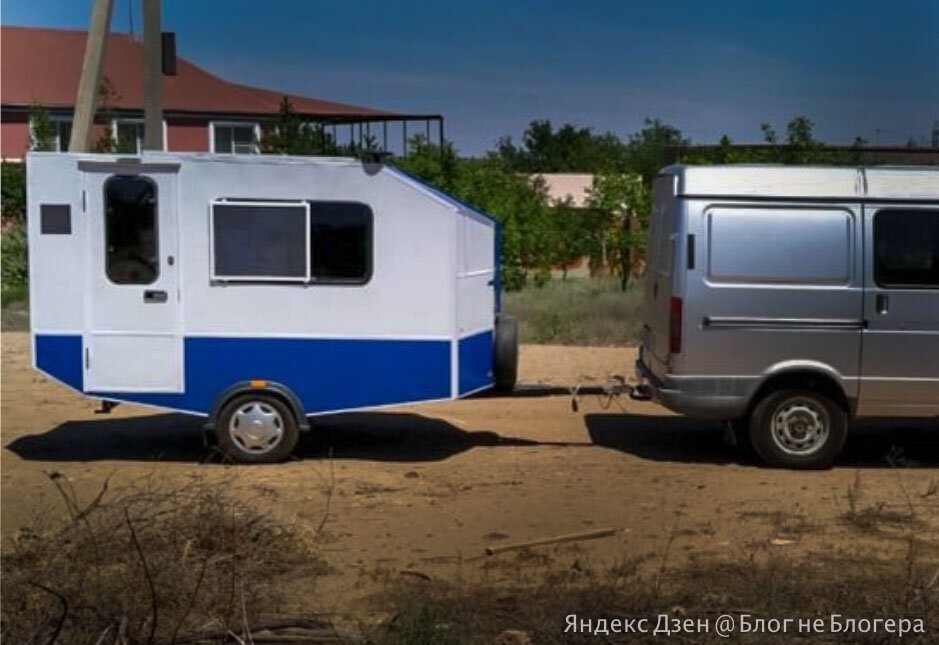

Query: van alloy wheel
left=771, top=398, right=829, bottom=456
left=229, top=401, right=285, bottom=454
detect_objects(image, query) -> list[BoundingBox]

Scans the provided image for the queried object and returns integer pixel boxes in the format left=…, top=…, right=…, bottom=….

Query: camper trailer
left=27, top=152, right=517, bottom=462
left=635, top=165, right=939, bottom=469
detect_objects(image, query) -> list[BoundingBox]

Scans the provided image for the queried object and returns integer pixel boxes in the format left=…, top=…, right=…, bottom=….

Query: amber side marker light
left=250, top=380, right=268, bottom=388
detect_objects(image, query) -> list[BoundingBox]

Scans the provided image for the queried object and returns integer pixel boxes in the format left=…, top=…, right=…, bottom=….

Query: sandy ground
left=2, top=330, right=938, bottom=620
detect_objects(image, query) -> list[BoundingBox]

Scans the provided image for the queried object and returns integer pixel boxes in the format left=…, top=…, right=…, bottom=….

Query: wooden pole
left=142, top=0, right=164, bottom=150
left=484, top=528, right=616, bottom=556
left=69, top=0, right=115, bottom=152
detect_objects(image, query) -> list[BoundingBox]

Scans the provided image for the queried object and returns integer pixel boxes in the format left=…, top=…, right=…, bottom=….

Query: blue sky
left=4, top=0, right=938, bottom=154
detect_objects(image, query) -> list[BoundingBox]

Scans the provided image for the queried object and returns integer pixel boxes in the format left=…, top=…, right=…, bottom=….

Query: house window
left=212, top=201, right=309, bottom=280
left=52, top=119, right=72, bottom=152
left=874, top=209, right=939, bottom=288
left=309, top=201, right=372, bottom=282
left=212, top=122, right=259, bottom=154
left=29, top=116, right=72, bottom=151
left=114, top=120, right=145, bottom=153
left=209, top=199, right=373, bottom=285
left=104, top=175, right=159, bottom=285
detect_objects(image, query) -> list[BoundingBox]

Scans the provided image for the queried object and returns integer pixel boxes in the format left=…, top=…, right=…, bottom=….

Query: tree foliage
left=28, top=104, right=55, bottom=152
left=396, top=114, right=873, bottom=291
left=260, top=97, right=338, bottom=155
left=497, top=120, right=625, bottom=173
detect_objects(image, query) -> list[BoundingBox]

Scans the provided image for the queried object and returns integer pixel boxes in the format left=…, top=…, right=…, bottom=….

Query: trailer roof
left=663, top=165, right=939, bottom=201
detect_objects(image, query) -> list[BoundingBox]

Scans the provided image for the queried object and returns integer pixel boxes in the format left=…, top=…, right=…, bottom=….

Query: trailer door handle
left=143, top=290, right=168, bottom=303
left=876, top=294, right=889, bottom=315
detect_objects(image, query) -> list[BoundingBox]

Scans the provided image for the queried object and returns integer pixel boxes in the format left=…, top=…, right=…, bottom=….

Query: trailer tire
left=749, top=389, right=847, bottom=470
left=216, top=393, right=300, bottom=464
left=493, top=314, right=518, bottom=391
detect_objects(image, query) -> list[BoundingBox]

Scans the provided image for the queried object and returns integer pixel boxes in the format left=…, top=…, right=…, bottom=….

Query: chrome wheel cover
left=229, top=401, right=284, bottom=454
left=771, top=397, right=829, bottom=456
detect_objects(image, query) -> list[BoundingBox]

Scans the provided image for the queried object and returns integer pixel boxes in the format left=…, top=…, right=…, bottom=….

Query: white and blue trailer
left=26, top=152, right=517, bottom=462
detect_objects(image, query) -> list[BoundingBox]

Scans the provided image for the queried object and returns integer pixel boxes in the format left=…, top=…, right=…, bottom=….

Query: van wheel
left=749, top=389, right=847, bottom=469
left=493, top=314, right=518, bottom=391
left=216, top=393, right=299, bottom=463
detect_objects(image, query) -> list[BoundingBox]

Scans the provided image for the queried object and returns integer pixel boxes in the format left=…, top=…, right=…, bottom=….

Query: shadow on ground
left=4, top=412, right=570, bottom=464
left=586, top=413, right=939, bottom=468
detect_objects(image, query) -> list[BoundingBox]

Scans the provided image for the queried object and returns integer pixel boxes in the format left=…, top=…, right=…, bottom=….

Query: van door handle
left=876, top=294, right=889, bottom=315
left=143, top=290, right=168, bottom=303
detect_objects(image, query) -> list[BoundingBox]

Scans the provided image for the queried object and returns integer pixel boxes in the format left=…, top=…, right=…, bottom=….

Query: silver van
left=635, top=165, right=939, bottom=469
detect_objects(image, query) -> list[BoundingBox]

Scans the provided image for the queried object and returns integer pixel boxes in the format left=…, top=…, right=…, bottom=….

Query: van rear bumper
left=635, top=358, right=749, bottom=420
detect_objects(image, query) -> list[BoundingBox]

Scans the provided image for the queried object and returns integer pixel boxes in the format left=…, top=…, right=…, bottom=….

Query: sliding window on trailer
left=209, top=199, right=373, bottom=285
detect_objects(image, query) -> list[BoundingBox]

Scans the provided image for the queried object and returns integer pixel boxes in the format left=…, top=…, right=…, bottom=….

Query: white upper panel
left=665, top=164, right=939, bottom=200
left=26, top=151, right=501, bottom=340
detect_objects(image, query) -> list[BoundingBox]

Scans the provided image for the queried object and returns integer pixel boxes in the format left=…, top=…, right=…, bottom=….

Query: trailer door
left=82, top=165, right=183, bottom=393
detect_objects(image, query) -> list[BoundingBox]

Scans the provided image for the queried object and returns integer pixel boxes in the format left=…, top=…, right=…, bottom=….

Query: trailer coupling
left=569, top=375, right=652, bottom=412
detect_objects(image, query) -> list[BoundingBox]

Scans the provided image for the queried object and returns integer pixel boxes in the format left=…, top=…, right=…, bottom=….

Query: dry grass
left=504, top=277, right=643, bottom=346
left=1, top=472, right=328, bottom=644
left=369, top=550, right=938, bottom=644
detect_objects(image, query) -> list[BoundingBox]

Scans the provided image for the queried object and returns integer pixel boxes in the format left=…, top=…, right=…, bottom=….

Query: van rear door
left=642, top=174, right=679, bottom=375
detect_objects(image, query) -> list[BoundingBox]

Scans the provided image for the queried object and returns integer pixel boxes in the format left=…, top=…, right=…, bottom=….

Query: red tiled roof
left=1, top=26, right=393, bottom=118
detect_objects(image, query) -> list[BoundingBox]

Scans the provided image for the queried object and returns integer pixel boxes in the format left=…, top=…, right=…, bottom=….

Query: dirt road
left=2, top=331, right=937, bottom=618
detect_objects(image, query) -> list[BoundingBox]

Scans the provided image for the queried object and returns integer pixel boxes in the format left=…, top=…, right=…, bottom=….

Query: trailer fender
left=206, top=381, right=310, bottom=432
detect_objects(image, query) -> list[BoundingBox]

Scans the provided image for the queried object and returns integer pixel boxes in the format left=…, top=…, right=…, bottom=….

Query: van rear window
left=874, top=209, right=939, bottom=289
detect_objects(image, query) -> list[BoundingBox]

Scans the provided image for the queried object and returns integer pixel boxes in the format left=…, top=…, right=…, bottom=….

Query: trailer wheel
left=749, top=389, right=847, bottom=469
left=216, top=393, right=299, bottom=463
left=493, top=314, right=518, bottom=391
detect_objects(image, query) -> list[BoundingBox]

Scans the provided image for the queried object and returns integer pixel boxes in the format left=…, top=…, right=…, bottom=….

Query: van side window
left=874, top=209, right=939, bottom=288
left=104, top=175, right=159, bottom=285
left=309, top=201, right=372, bottom=283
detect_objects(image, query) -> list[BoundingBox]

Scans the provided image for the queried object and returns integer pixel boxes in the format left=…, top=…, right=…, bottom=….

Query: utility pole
left=69, top=0, right=115, bottom=152
left=142, top=0, right=164, bottom=150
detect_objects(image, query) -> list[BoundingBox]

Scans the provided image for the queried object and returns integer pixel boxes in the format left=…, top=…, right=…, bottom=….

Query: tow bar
left=570, top=375, right=652, bottom=412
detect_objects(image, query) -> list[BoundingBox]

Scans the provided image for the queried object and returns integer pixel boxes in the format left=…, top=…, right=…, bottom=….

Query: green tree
left=260, top=97, right=338, bottom=155
left=1, top=162, right=26, bottom=223
left=91, top=76, right=125, bottom=153
left=623, top=118, right=689, bottom=184
left=785, top=115, right=821, bottom=164
left=587, top=171, right=649, bottom=290
left=395, top=136, right=555, bottom=289
left=544, top=196, right=591, bottom=280
left=28, top=103, right=55, bottom=151
left=497, top=120, right=626, bottom=173
left=394, top=134, right=460, bottom=192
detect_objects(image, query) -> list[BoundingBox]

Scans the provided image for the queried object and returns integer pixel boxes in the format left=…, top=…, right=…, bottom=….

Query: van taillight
left=669, top=297, right=683, bottom=355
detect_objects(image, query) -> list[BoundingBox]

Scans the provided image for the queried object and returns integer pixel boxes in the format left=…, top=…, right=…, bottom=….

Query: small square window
left=40, top=204, right=71, bottom=234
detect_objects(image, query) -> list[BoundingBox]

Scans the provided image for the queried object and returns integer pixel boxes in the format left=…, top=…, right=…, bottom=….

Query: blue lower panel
left=35, top=334, right=84, bottom=391
left=35, top=334, right=452, bottom=415
left=458, top=329, right=494, bottom=395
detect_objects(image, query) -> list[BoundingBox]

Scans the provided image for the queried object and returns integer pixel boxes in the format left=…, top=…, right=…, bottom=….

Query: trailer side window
left=874, top=209, right=939, bottom=288
left=309, top=201, right=372, bottom=283
left=212, top=202, right=309, bottom=281
left=104, top=175, right=159, bottom=285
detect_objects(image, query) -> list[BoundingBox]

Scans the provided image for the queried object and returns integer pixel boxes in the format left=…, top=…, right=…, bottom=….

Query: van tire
left=749, top=389, right=847, bottom=469
left=493, top=314, right=518, bottom=391
left=216, top=393, right=300, bottom=463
